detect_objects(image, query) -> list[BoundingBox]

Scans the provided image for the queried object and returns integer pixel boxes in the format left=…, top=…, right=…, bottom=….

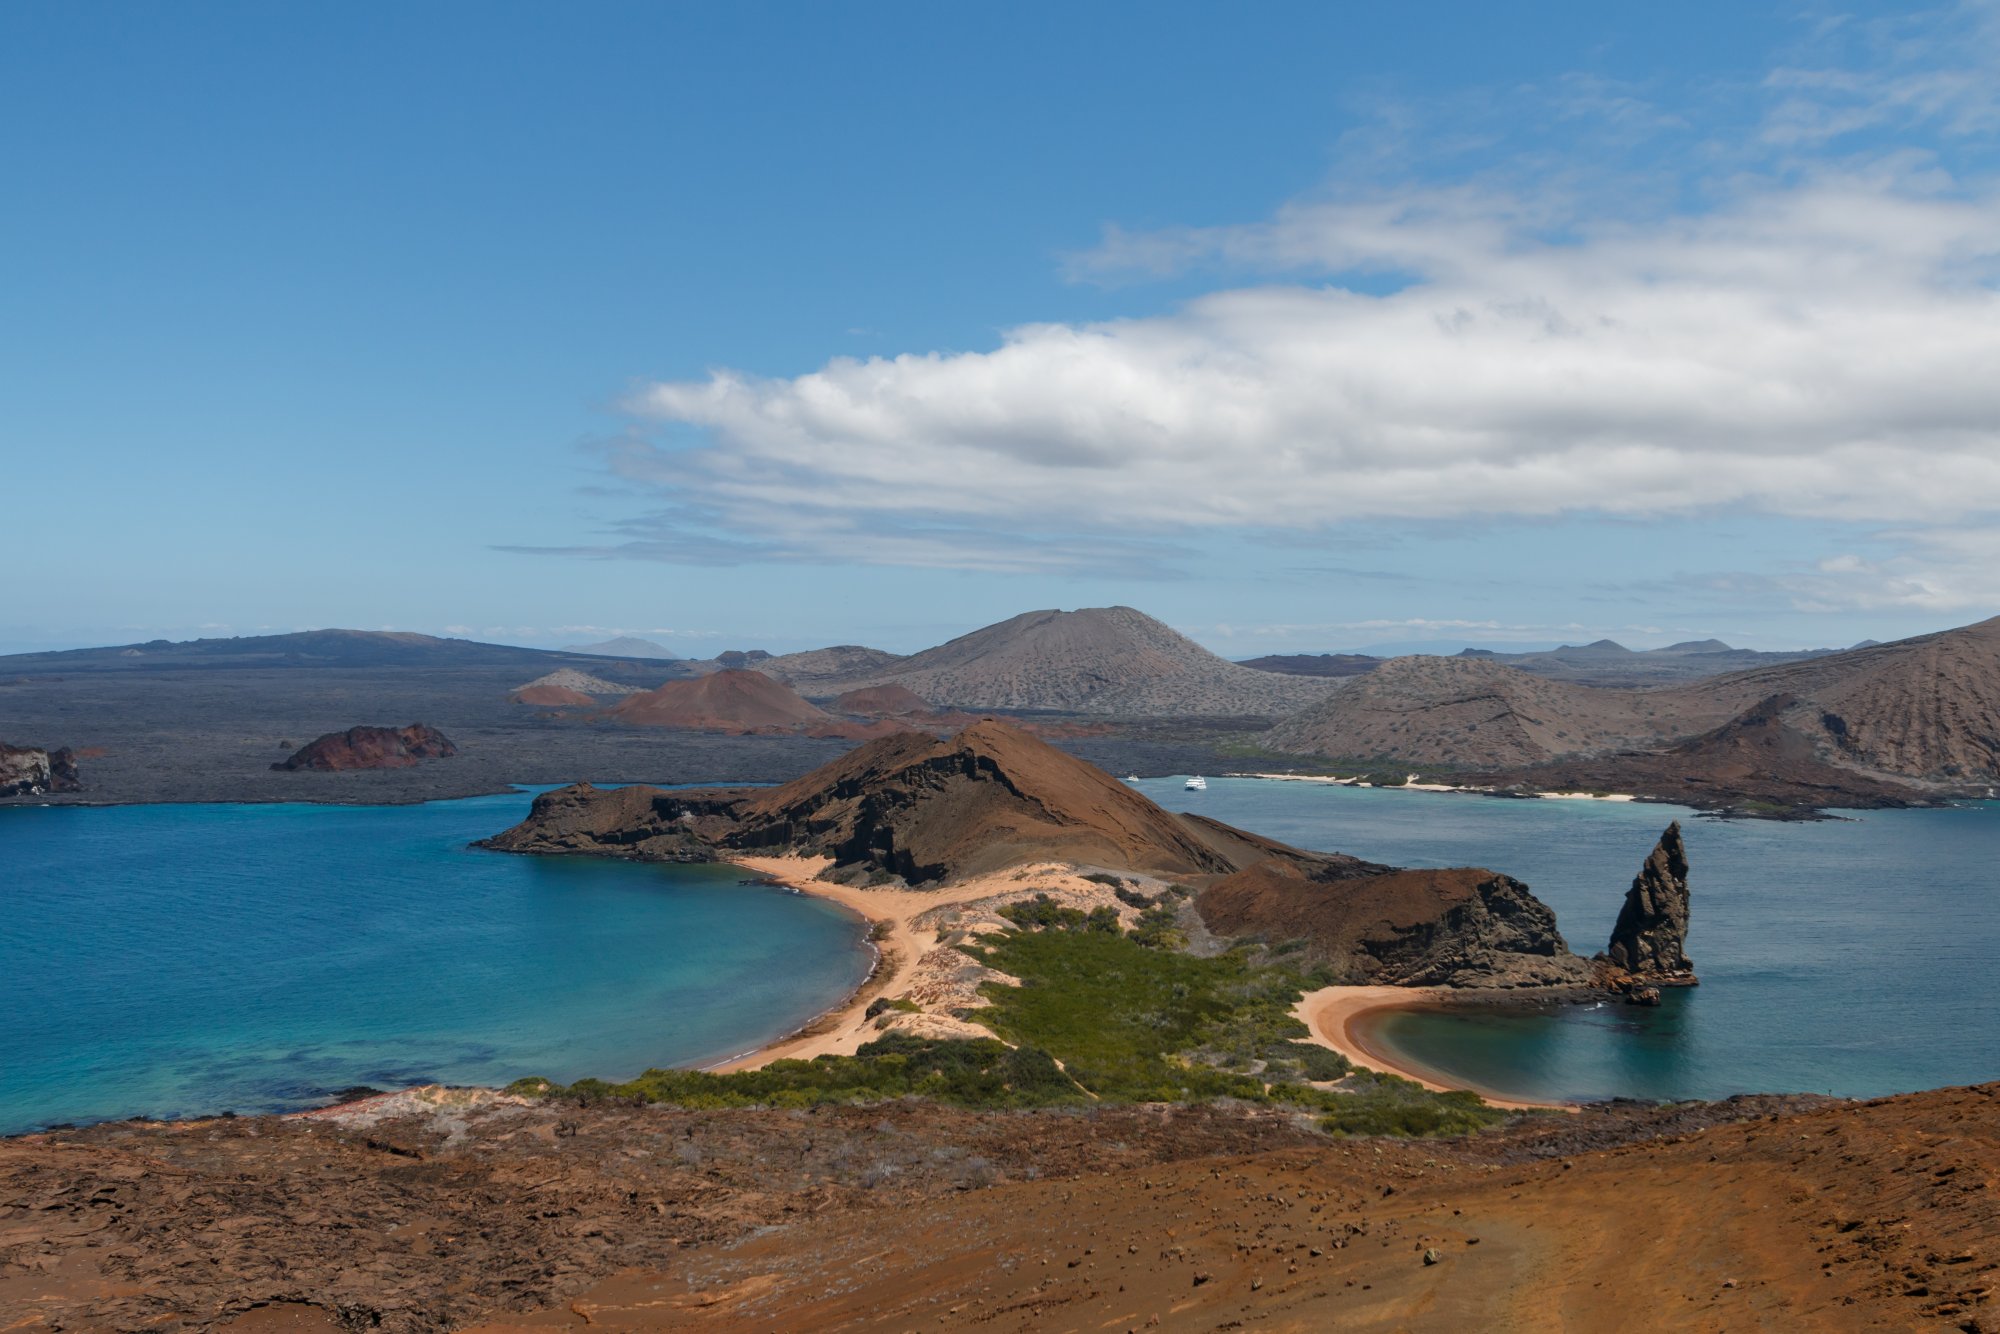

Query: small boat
left=1124, top=774, right=1141, bottom=784
left=1184, top=775, right=1207, bottom=791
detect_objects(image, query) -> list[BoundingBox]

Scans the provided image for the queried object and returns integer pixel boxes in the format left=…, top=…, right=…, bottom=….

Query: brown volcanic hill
left=1262, top=655, right=1689, bottom=768
left=823, top=606, right=1337, bottom=716
left=1664, top=614, right=2000, bottom=782
left=723, top=720, right=1287, bottom=883
left=482, top=720, right=1377, bottom=885
left=488, top=720, right=1290, bottom=885
left=609, top=668, right=836, bottom=733
left=273, top=724, right=457, bottom=772
left=831, top=683, right=935, bottom=717
left=1196, top=860, right=1591, bottom=987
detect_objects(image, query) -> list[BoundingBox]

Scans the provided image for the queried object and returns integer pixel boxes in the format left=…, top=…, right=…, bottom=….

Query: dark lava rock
left=475, top=780, right=731, bottom=862
left=1197, top=859, right=1595, bottom=988
left=1, top=742, right=81, bottom=796
left=273, top=723, right=459, bottom=772
left=1598, top=821, right=1697, bottom=995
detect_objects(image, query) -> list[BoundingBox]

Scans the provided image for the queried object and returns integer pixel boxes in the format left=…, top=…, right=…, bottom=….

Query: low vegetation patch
left=510, top=897, right=1509, bottom=1138
left=507, top=1033, right=1082, bottom=1110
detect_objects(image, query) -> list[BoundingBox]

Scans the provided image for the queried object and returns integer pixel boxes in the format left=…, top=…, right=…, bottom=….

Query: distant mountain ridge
left=1262, top=614, right=2000, bottom=800
left=801, top=607, right=1336, bottom=716
left=0, top=629, right=656, bottom=674
left=1243, top=638, right=1847, bottom=688
left=563, top=636, right=679, bottom=659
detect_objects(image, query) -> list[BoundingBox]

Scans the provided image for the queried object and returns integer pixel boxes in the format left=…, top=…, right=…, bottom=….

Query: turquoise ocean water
left=0, top=791, right=871, bottom=1134
left=7, top=779, right=1997, bottom=1130
left=1137, top=777, right=2000, bottom=1103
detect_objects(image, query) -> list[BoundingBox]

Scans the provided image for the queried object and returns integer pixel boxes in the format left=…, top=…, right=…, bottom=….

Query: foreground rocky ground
left=4, top=1082, right=1995, bottom=1331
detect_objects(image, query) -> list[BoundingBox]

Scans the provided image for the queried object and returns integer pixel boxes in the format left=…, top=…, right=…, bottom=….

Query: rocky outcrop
left=0, top=743, right=81, bottom=796
left=477, top=782, right=740, bottom=861
left=1196, top=860, right=1593, bottom=988
left=1596, top=822, right=1697, bottom=1001
left=273, top=724, right=459, bottom=772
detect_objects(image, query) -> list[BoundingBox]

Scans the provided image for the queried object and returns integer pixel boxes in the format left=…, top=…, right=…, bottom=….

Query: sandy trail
left=1294, top=985, right=1574, bottom=1113
left=709, top=856, right=1121, bottom=1072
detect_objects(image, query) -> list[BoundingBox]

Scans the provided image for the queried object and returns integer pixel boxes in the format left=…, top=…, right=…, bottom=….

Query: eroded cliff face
left=1196, top=861, right=1594, bottom=989
left=474, top=781, right=749, bottom=862
left=1597, top=821, right=1697, bottom=1002
left=0, top=743, right=81, bottom=797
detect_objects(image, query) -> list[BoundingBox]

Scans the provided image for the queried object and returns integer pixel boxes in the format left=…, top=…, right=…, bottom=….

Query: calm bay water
left=1138, top=777, right=2000, bottom=1103
left=0, top=791, right=871, bottom=1134
left=7, top=778, right=1995, bottom=1131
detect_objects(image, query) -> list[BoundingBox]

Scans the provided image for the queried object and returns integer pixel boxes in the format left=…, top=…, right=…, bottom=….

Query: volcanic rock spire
left=1601, top=822, right=1697, bottom=1000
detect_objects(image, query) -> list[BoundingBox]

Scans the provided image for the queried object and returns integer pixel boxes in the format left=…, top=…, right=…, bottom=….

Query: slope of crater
left=825, top=607, right=1336, bottom=716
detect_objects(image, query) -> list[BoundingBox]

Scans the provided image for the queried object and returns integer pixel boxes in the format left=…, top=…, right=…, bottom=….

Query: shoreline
left=701, top=855, right=1026, bottom=1073
left=1229, top=772, right=1643, bottom=803
left=1293, top=985, right=1576, bottom=1114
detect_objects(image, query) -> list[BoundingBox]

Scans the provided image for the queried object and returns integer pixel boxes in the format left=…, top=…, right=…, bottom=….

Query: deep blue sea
left=1135, top=777, right=2000, bottom=1104
left=0, top=791, right=870, bottom=1135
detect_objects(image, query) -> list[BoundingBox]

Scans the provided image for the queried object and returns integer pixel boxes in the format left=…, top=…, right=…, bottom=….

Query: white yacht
left=1124, top=774, right=1141, bottom=784
left=1184, top=775, right=1207, bottom=791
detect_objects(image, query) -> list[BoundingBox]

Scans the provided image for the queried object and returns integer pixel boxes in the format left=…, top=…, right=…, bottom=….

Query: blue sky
left=7, top=1, right=1999, bottom=658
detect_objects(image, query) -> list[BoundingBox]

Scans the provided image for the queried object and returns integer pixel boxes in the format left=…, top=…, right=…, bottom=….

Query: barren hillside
left=825, top=607, right=1337, bottom=715
left=1263, top=655, right=1707, bottom=767
left=1266, top=615, right=2000, bottom=788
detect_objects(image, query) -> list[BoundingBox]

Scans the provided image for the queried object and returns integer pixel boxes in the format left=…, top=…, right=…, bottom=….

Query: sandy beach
left=1293, top=985, right=1574, bottom=1113
left=709, top=855, right=1147, bottom=1073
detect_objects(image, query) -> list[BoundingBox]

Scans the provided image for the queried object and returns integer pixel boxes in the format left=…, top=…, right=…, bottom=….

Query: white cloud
left=620, top=166, right=2000, bottom=549
left=1780, top=527, right=2000, bottom=613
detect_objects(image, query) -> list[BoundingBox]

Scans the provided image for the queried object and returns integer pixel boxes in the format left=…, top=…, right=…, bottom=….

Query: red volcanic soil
left=831, top=683, right=935, bottom=717
left=610, top=668, right=836, bottom=734
left=271, top=724, right=458, bottom=772
left=510, top=684, right=596, bottom=707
